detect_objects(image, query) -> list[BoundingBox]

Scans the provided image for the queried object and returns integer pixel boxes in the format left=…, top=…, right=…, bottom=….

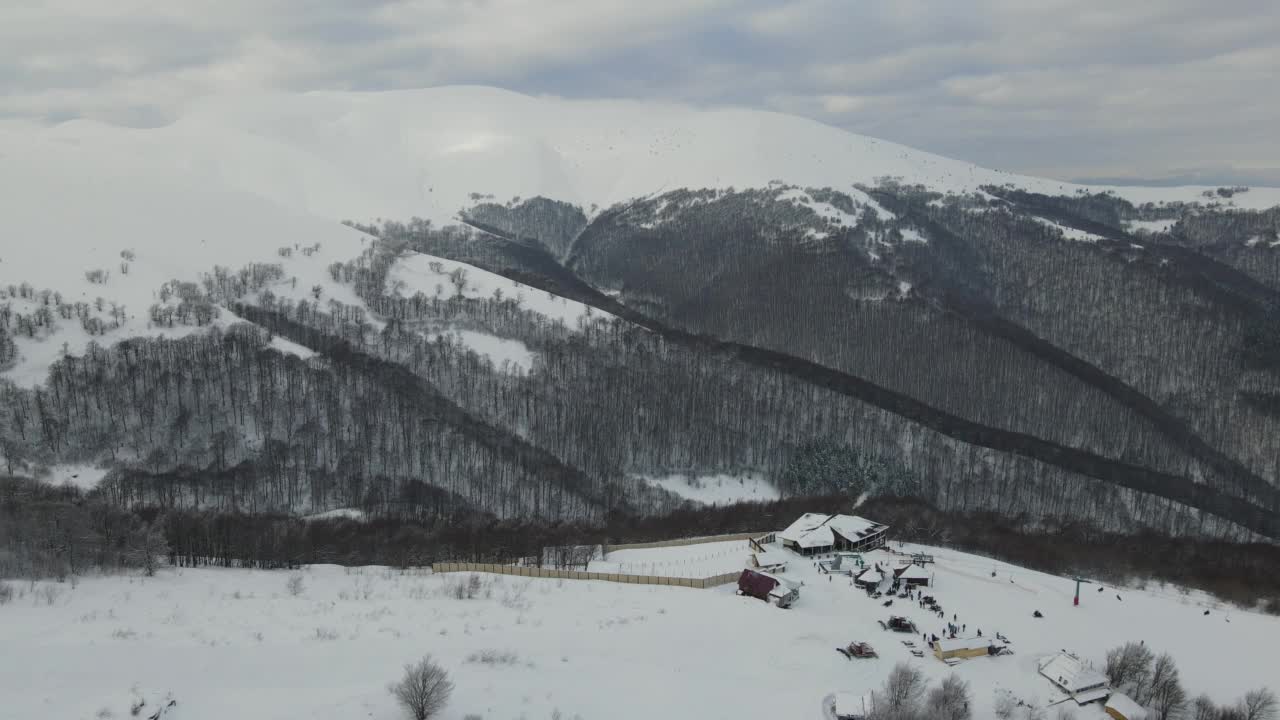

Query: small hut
left=1038, top=652, right=1110, bottom=704
left=894, top=564, right=932, bottom=587
left=854, top=567, right=884, bottom=589
left=753, top=550, right=790, bottom=572
left=1105, top=693, right=1147, bottom=720
left=933, top=637, right=994, bottom=661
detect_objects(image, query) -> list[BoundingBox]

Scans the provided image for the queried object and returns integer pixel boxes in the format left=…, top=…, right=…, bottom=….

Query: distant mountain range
left=2, top=87, right=1278, bottom=541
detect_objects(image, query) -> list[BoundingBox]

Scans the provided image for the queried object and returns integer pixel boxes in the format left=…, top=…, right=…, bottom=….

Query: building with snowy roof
left=752, top=549, right=790, bottom=572
left=1105, top=693, right=1147, bottom=720
left=933, top=636, right=996, bottom=661
left=854, top=567, right=885, bottom=589
left=777, top=513, right=889, bottom=556
left=893, top=563, right=932, bottom=586
left=1038, top=651, right=1110, bottom=704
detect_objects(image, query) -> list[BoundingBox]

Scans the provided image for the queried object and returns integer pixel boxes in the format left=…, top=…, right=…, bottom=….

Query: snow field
left=635, top=472, right=781, bottom=505
left=386, top=250, right=613, bottom=327
left=588, top=539, right=755, bottom=578
left=4, top=539, right=1274, bottom=720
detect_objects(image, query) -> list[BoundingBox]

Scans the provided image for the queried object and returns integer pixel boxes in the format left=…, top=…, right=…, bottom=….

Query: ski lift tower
left=1073, top=576, right=1092, bottom=606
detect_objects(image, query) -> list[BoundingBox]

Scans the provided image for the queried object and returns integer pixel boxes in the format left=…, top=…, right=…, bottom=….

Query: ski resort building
left=933, top=637, right=995, bottom=661
left=1104, top=693, right=1148, bottom=720
left=737, top=568, right=800, bottom=608
left=777, top=513, right=889, bottom=555
left=752, top=550, right=790, bottom=572
left=893, top=564, right=932, bottom=586
left=854, top=567, right=884, bottom=589
left=1038, top=652, right=1110, bottom=704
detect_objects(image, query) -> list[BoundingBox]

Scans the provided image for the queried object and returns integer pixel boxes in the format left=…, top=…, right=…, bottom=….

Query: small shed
left=737, top=568, right=799, bottom=608
left=854, top=568, right=884, bottom=589
left=1038, top=652, right=1110, bottom=704
left=834, top=692, right=874, bottom=720
left=895, top=564, right=932, bottom=587
left=1105, top=693, right=1147, bottom=720
left=933, top=637, right=994, bottom=661
left=753, top=550, right=790, bottom=572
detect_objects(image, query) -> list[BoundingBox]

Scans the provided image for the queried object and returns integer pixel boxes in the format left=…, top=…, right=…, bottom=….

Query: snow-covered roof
left=896, top=564, right=930, bottom=580
left=1039, top=652, right=1109, bottom=693
left=936, top=637, right=992, bottom=653
left=1106, top=693, right=1147, bottom=720
left=856, top=568, right=884, bottom=583
left=753, top=550, right=790, bottom=568
left=834, top=692, right=872, bottom=717
left=778, top=513, right=886, bottom=549
left=1075, top=688, right=1111, bottom=705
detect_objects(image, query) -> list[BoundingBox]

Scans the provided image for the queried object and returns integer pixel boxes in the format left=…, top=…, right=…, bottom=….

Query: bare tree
left=390, top=656, right=453, bottom=720
left=1145, top=653, right=1186, bottom=720
left=1105, top=642, right=1154, bottom=695
left=1191, top=695, right=1220, bottom=720
left=875, top=662, right=926, bottom=717
left=1242, top=689, right=1279, bottom=720
left=925, top=674, right=972, bottom=720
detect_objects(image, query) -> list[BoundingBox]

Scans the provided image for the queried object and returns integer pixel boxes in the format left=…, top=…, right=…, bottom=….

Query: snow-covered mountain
left=2, top=87, right=1279, bottom=539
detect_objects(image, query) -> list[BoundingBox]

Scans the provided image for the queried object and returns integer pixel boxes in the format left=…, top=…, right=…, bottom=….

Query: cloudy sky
left=5, top=0, right=1278, bottom=183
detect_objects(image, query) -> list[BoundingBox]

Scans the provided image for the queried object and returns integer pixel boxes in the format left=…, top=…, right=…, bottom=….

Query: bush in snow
left=443, top=573, right=489, bottom=600
left=993, top=691, right=1018, bottom=720
left=286, top=574, right=305, bottom=597
left=465, top=649, right=518, bottom=666
left=390, top=655, right=453, bottom=720
left=0, top=582, right=13, bottom=605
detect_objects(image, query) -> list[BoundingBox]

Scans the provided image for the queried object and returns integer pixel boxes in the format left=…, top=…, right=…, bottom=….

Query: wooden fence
left=606, top=531, right=772, bottom=552
left=433, top=531, right=777, bottom=590
left=431, top=562, right=744, bottom=589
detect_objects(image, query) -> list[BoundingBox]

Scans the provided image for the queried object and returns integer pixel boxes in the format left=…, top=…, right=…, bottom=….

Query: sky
left=4, top=0, right=1279, bottom=184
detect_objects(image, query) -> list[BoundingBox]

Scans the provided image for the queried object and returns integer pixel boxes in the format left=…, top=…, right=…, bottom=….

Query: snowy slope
left=3, top=543, right=1275, bottom=720
left=0, top=133, right=370, bottom=386
left=386, top=250, right=615, bottom=327
left=7, top=87, right=1279, bottom=235
left=636, top=472, right=782, bottom=505
left=5, top=86, right=1278, bottom=385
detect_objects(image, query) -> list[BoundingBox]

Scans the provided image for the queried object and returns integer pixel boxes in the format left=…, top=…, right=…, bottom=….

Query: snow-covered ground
left=636, top=472, right=781, bottom=505
left=4, top=540, right=1274, bottom=720
left=31, top=463, right=111, bottom=490
left=386, top=251, right=613, bottom=329
left=1125, top=218, right=1179, bottom=234
left=588, top=539, right=754, bottom=578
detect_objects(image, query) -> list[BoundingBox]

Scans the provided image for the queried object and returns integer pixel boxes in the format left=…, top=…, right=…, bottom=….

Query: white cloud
left=2, top=0, right=1278, bottom=181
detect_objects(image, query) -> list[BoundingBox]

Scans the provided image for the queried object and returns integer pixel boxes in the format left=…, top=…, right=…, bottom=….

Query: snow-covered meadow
left=3, top=540, right=1275, bottom=720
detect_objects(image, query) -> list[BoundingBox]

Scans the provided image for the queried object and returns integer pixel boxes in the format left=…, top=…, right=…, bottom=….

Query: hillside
left=2, top=88, right=1279, bottom=539
left=3, top=542, right=1276, bottom=719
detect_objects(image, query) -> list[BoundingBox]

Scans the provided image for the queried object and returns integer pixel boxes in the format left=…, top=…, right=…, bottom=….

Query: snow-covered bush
left=0, top=582, right=13, bottom=605
left=286, top=574, right=305, bottom=597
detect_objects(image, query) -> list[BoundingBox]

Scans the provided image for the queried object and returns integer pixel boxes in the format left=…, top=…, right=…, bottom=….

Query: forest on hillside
left=2, top=184, right=1279, bottom=546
